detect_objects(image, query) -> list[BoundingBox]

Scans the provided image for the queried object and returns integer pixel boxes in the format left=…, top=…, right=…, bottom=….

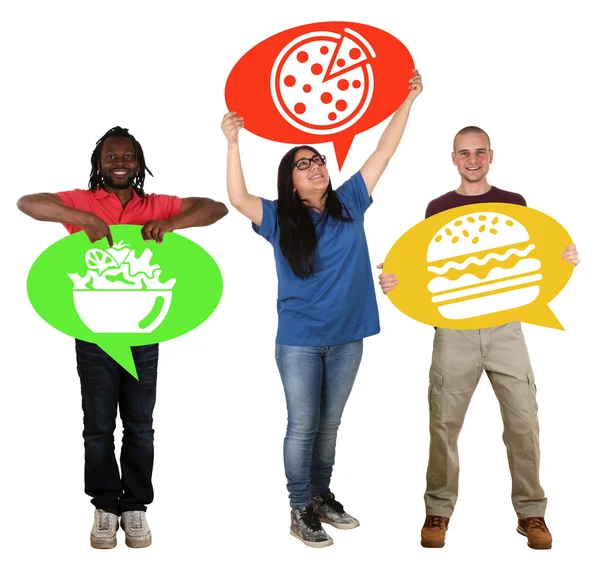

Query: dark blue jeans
left=75, top=340, right=158, bottom=515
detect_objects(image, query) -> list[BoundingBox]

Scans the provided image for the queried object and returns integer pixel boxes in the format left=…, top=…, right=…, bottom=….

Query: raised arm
left=17, top=192, right=114, bottom=246
left=360, top=69, right=423, bottom=196
left=221, top=111, right=263, bottom=226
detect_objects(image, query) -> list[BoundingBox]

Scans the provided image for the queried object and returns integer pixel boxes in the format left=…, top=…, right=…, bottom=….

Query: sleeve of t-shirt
left=252, top=198, right=277, bottom=244
left=335, top=171, right=372, bottom=216
left=425, top=200, right=435, bottom=219
left=56, top=189, right=89, bottom=210
left=155, top=194, right=183, bottom=218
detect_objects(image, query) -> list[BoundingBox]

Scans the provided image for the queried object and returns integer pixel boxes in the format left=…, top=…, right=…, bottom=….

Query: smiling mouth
left=110, top=169, right=130, bottom=176
left=309, top=174, right=323, bottom=180
left=465, top=167, right=481, bottom=171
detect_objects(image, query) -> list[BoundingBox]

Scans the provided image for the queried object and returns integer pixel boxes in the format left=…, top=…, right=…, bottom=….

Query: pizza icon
left=270, top=28, right=376, bottom=135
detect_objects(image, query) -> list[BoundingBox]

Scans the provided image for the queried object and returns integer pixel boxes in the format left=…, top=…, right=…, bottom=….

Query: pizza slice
left=323, top=28, right=375, bottom=81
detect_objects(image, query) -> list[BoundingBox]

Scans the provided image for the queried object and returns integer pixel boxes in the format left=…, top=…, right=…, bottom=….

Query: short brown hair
left=453, top=126, right=491, bottom=151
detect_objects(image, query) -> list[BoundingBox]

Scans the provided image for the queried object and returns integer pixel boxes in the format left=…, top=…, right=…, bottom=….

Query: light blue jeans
left=275, top=340, right=363, bottom=507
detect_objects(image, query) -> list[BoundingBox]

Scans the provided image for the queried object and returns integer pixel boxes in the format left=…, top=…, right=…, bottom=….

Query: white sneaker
left=120, top=511, right=152, bottom=548
left=90, top=509, right=118, bottom=549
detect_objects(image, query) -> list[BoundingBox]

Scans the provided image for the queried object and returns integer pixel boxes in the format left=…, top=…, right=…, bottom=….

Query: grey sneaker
left=311, top=491, right=360, bottom=529
left=120, top=510, right=152, bottom=548
left=290, top=505, right=334, bottom=548
left=90, top=509, right=118, bottom=549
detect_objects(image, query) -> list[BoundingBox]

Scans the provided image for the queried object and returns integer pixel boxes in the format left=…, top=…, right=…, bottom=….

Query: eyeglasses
left=293, top=154, right=327, bottom=170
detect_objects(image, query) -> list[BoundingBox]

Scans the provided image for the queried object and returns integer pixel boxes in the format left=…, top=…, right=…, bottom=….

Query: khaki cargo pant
left=424, top=322, right=547, bottom=519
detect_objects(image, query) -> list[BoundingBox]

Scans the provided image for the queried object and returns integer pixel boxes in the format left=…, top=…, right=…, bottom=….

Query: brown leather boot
left=421, top=515, right=450, bottom=548
left=517, top=517, right=552, bottom=549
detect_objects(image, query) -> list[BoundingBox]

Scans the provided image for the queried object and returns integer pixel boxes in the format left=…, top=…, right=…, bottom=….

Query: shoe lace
left=323, top=492, right=345, bottom=515
left=98, top=511, right=111, bottom=531
left=527, top=517, right=548, bottom=532
left=300, top=506, right=324, bottom=532
left=128, top=511, right=144, bottom=529
left=425, top=516, right=447, bottom=529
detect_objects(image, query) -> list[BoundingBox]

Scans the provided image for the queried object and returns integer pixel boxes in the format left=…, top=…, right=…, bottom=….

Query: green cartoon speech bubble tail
left=98, top=341, right=139, bottom=380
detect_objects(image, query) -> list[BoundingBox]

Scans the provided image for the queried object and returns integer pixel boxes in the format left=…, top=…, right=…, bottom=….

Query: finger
left=224, top=116, right=244, bottom=127
left=562, top=251, right=578, bottom=260
left=228, top=121, right=245, bottom=133
left=226, top=122, right=244, bottom=133
left=223, top=111, right=237, bottom=121
left=141, top=223, right=152, bottom=242
left=106, top=229, right=113, bottom=248
left=157, top=227, right=166, bottom=243
left=151, top=226, right=161, bottom=242
left=376, top=263, right=383, bottom=269
left=563, top=244, right=576, bottom=252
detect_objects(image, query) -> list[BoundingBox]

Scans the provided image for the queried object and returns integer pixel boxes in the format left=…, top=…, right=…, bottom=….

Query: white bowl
left=73, top=290, right=172, bottom=333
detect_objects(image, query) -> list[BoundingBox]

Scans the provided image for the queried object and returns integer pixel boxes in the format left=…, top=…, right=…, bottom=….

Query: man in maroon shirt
left=17, top=126, right=228, bottom=549
left=379, top=126, right=579, bottom=550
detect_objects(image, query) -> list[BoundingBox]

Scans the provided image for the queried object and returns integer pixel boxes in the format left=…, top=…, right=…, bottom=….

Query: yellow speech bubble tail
left=98, top=342, right=139, bottom=380
left=519, top=304, right=565, bottom=331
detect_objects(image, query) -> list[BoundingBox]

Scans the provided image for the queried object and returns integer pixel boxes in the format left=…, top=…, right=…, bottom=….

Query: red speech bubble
left=225, top=22, right=414, bottom=169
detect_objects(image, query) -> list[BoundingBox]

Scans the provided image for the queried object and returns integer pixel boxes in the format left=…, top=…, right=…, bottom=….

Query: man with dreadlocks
left=17, top=126, right=228, bottom=549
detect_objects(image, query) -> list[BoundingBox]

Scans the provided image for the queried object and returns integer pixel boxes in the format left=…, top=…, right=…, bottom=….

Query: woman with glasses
left=221, top=70, right=422, bottom=548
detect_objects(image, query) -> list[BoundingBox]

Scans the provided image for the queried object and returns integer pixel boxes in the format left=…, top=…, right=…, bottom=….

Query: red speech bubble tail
left=333, top=133, right=355, bottom=170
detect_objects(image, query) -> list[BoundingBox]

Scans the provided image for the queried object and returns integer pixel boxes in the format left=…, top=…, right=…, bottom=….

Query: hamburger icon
left=426, top=212, right=542, bottom=320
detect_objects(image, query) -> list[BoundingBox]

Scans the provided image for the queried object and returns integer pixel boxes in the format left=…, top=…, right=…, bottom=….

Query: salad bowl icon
left=68, top=241, right=176, bottom=334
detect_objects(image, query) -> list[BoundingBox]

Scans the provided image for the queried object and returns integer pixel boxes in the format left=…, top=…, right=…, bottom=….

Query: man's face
left=98, top=137, right=139, bottom=190
left=452, top=133, right=493, bottom=183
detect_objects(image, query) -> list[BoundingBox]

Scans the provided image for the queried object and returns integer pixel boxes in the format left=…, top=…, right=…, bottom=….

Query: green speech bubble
left=27, top=225, right=223, bottom=378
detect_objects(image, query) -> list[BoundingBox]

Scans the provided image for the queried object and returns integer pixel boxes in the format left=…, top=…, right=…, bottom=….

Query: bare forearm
left=376, top=98, right=414, bottom=161
left=17, top=194, right=92, bottom=226
left=226, top=142, right=250, bottom=208
left=360, top=98, right=415, bottom=194
left=168, top=198, right=228, bottom=229
left=225, top=141, right=262, bottom=224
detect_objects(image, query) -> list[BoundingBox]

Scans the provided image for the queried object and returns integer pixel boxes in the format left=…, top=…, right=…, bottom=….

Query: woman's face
left=291, top=148, right=329, bottom=200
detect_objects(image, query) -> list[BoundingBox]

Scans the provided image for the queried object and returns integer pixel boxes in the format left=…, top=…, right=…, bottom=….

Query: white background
left=1, top=1, right=598, bottom=566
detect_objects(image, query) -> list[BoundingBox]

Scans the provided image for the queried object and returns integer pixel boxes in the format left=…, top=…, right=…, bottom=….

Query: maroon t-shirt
left=425, top=186, right=526, bottom=218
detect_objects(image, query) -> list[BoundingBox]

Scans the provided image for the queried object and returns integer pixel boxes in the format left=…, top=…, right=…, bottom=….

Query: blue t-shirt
left=253, top=171, right=380, bottom=346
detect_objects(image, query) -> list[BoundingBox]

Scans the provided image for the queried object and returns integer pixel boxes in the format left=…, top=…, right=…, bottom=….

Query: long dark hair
left=88, top=126, right=153, bottom=197
left=277, top=145, right=353, bottom=278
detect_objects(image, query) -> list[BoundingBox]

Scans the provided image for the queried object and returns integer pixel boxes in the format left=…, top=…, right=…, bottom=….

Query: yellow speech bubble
left=384, top=203, right=574, bottom=330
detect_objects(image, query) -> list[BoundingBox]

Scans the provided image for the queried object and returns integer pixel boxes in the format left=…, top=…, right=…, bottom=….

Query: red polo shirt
left=56, top=188, right=183, bottom=234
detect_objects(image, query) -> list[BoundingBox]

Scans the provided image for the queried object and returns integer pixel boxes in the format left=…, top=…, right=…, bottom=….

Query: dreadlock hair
left=277, top=145, right=353, bottom=279
left=88, top=126, right=153, bottom=197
